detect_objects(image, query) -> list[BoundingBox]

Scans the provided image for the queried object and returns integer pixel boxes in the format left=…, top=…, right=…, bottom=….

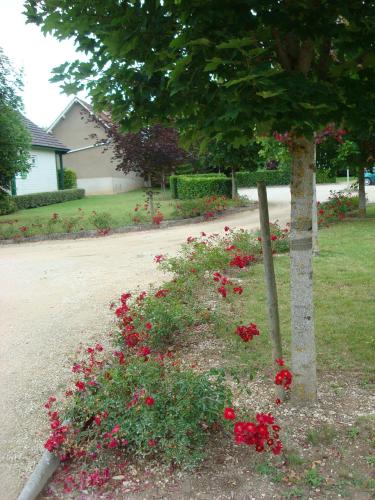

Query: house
left=47, top=97, right=144, bottom=195
left=13, top=117, right=69, bottom=196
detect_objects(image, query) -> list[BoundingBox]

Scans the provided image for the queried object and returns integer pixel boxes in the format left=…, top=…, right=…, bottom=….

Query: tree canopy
left=0, top=48, right=31, bottom=195
left=26, top=1, right=375, bottom=147
left=103, top=122, right=187, bottom=187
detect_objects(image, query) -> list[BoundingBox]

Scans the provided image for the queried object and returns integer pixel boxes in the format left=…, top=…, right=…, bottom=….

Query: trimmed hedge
left=170, top=173, right=227, bottom=199
left=236, top=170, right=290, bottom=187
left=169, top=175, right=178, bottom=199
left=176, top=176, right=231, bottom=199
left=14, top=188, right=85, bottom=210
left=236, top=169, right=335, bottom=187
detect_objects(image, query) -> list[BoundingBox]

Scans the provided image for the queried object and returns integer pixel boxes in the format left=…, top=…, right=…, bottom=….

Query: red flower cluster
left=62, top=467, right=111, bottom=493
left=229, top=254, right=255, bottom=269
left=236, top=323, right=260, bottom=342
left=145, top=396, right=155, bottom=406
left=155, top=289, right=169, bottom=298
left=213, top=272, right=247, bottom=298
left=275, top=369, right=293, bottom=390
left=229, top=411, right=282, bottom=455
left=205, top=211, right=215, bottom=219
left=44, top=400, right=69, bottom=453
left=154, top=254, right=165, bottom=263
left=224, top=407, right=236, bottom=420
left=152, top=211, right=164, bottom=225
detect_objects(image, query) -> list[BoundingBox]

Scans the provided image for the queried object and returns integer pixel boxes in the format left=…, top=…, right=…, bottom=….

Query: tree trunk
left=312, top=144, right=319, bottom=256
left=161, top=169, right=166, bottom=193
left=147, top=190, right=155, bottom=219
left=257, top=181, right=284, bottom=400
left=146, top=172, right=152, bottom=188
left=290, top=136, right=317, bottom=403
left=358, top=166, right=366, bottom=217
left=231, top=167, right=237, bottom=199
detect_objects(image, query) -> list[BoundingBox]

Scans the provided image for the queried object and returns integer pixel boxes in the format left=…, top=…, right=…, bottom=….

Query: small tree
left=106, top=122, right=187, bottom=191
left=0, top=48, right=30, bottom=199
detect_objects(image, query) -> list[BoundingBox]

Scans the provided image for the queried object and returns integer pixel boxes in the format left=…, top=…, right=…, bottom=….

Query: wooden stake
left=257, top=181, right=284, bottom=400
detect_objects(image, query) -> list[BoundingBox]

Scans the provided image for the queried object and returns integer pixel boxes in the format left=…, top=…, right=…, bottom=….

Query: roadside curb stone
left=17, top=450, right=59, bottom=500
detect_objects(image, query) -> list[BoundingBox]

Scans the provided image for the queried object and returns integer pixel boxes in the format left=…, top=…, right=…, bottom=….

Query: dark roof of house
left=22, top=116, right=69, bottom=152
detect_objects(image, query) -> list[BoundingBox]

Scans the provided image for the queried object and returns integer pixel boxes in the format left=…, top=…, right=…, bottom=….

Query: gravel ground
left=239, top=183, right=375, bottom=205
left=0, top=202, right=290, bottom=500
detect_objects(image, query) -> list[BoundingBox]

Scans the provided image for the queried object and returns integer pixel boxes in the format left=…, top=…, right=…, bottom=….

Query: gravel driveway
left=0, top=202, right=291, bottom=499
left=239, top=182, right=375, bottom=204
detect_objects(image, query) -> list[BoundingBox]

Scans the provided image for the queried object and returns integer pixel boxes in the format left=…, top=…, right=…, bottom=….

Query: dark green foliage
left=169, top=175, right=178, bottom=199
left=316, top=169, right=336, bottom=184
left=63, top=169, right=77, bottom=189
left=176, top=175, right=231, bottom=199
left=170, top=173, right=226, bottom=198
left=236, top=170, right=335, bottom=187
left=0, top=194, right=17, bottom=215
left=236, top=170, right=291, bottom=187
left=63, top=357, right=231, bottom=467
left=0, top=49, right=31, bottom=192
left=14, top=188, right=85, bottom=210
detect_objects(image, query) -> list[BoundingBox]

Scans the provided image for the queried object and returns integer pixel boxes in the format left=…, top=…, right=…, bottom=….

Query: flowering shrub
left=40, top=221, right=298, bottom=494
left=113, top=282, right=205, bottom=350
left=235, top=323, right=260, bottom=342
left=172, top=195, right=249, bottom=219
left=45, top=353, right=231, bottom=468
left=317, top=189, right=359, bottom=226
left=88, top=211, right=112, bottom=235
left=254, top=221, right=290, bottom=254
left=227, top=411, right=283, bottom=455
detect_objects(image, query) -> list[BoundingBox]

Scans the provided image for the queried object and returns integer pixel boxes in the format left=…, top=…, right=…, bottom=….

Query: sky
left=0, top=0, right=88, bottom=128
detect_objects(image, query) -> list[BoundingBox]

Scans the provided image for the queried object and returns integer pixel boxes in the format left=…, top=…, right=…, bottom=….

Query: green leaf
left=188, top=38, right=211, bottom=46
left=299, top=102, right=330, bottom=110
left=204, top=57, right=223, bottom=71
left=217, top=37, right=254, bottom=49
left=224, top=74, right=256, bottom=87
left=256, top=90, right=285, bottom=98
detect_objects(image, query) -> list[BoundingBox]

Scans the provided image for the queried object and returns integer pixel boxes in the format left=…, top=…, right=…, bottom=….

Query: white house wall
left=16, top=149, right=58, bottom=195
left=77, top=172, right=144, bottom=195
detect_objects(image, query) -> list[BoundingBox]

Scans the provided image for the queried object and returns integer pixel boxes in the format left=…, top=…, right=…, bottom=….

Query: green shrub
left=14, top=188, right=85, bottom=209
left=55, top=355, right=231, bottom=468
left=61, top=215, right=81, bottom=233
left=177, top=175, right=231, bottom=199
left=0, top=194, right=17, bottom=215
left=88, top=211, right=112, bottom=234
left=236, top=169, right=336, bottom=187
left=236, top=170, right=290, bottom=187
left=63, top=169, right=77, bottom=189
left=192, top=172, right=226, bottom=177
left=170, top=174, right=226, bottom=199
left=169, top=175, right=178, bottom=199
left=316, top=169, right=336, bottom=183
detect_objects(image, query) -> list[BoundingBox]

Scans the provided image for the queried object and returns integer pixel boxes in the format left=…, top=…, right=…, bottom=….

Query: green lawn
left=0, top=189, right=178, bottom=237
left=218, top=214, right=375, bottom=381
left=336, top=176, right=356, bottom=183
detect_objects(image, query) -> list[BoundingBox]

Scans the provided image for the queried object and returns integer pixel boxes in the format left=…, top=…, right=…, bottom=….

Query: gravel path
left=0, top=202, right=290, bottom=499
